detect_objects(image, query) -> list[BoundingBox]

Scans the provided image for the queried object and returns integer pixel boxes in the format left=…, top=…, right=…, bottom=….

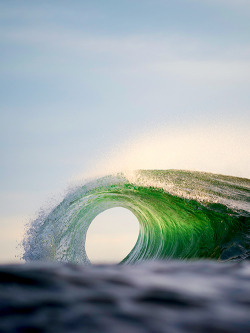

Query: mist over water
left=80, top=123, right=250, bottom=181
left=18, top=121, right=250, bottom=264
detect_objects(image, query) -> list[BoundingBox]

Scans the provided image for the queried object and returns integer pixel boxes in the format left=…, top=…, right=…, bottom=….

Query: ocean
left=1, top=170, right=249, bottom=332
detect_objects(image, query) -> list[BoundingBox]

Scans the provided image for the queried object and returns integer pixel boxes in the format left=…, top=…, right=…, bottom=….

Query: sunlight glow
left=86, top=207, right=139, bottom=264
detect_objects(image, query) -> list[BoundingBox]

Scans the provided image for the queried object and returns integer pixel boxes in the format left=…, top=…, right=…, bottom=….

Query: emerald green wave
left=23, top=170, right=250, bottom=264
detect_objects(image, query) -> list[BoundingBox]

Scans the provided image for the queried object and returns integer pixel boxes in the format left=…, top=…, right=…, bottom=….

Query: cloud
left=2, top=27, right=249, bottom=59
left=145, top=61, right=250, bottom=82
left=203, top=0, right=250, bottom=6
left=190, top=0, right=250, bottom=9
left=2, top=27, right=250, bottom=91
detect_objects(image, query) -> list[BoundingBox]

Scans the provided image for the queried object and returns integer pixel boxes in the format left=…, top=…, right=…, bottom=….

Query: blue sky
left=0, top=0, right=250, bottom=262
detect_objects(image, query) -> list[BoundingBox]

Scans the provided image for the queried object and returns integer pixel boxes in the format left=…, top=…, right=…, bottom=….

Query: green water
left=23, top=170, right=250, bottom=264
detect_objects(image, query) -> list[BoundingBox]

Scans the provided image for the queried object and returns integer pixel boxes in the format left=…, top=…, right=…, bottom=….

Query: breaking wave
left=23, top=170, right=250, bottom=264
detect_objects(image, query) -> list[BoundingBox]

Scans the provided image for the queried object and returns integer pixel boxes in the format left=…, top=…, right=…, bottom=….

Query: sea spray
left=23, top=170, right=250, bottom=264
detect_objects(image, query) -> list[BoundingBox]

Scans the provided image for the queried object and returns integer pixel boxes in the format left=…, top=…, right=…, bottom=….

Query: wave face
left=23, top=170, right=250, bottom=264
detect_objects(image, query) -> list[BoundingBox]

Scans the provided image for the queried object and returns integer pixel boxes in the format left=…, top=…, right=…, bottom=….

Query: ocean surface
left=0, top=261, right=249, bottom=332
left=1, top=170, right=250, bottom=332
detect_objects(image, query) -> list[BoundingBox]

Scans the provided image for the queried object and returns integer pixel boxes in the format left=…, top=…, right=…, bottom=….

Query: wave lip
left=23, top=170, right=250, bottom=264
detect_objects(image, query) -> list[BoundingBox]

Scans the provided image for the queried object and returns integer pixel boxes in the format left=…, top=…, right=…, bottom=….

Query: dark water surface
left=0, top=260, right=249, bottom=332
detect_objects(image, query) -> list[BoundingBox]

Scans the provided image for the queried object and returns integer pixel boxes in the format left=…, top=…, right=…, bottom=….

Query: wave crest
left=23, top=170, right=250, bottom=264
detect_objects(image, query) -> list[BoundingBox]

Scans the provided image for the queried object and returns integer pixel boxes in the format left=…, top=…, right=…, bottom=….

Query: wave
left=22, top=170, right=250, bottom=264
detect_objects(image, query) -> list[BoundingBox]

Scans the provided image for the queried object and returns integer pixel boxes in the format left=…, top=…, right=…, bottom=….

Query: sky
left=0, top=0, right=250, bottom=263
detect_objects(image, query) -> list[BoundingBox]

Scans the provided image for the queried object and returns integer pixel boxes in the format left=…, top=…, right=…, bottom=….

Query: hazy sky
left=0, top=0, right=249, bottom=262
